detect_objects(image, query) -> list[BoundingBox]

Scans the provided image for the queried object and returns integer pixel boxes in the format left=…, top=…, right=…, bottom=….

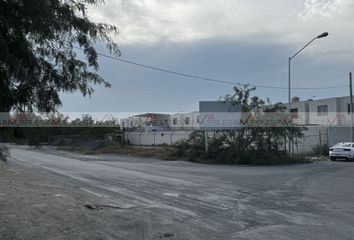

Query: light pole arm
left=288, top=36, right=318, bottom=110
left=290, top=37, right=317, bottom=60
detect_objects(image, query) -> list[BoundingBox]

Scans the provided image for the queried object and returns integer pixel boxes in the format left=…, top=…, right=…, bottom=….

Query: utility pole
left=319, top=129, right=322, bottom=156
left=204, top=131, right=208, bottom=152
left=350, top=72, right=353, bottom=142
left=288, top=57, right=291, bottom=155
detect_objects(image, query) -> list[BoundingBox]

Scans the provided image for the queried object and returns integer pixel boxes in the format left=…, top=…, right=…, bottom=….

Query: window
left=290, top=108, right=298, bottom=113
left=173, top=118, right=177, bottom=125
left=184, top=117, right=190, bottom=125
left=317, top=105, right=328, bottom=116
left=348, top=104, right=354, bottom=114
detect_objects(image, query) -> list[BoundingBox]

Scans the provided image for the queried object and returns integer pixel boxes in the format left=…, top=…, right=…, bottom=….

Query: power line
left=74, top=47, right=348, bottom=90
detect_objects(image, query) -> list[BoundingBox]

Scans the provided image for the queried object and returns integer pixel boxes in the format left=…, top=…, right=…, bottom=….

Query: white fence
left=328, top=127, right=353, bottom=147
left=125, top=131, right=192, bottom=145
left=125, top=126, right=354, bottom=155
left=295, top=126, right=328, bottom=154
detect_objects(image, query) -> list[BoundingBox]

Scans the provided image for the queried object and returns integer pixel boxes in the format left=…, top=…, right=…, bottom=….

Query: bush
left=170, top=130, right=306, bottom=165
left=312, top=143, right=329, bottom=156
left=0, top=144, right=9, bottom=164
left=169, top=131, right=206, bottom=160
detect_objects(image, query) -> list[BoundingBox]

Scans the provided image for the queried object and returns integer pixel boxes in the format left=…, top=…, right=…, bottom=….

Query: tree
left=219, top=84, right=303, bottom=163
left=0, top=0, right=120, bottom=112
left=218, top=84, right=266, bottom=162
left=172, top=84, right=305, bottom=164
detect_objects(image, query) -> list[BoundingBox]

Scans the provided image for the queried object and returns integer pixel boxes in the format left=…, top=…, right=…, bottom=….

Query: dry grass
left=57, top=144, right=178, bottom=160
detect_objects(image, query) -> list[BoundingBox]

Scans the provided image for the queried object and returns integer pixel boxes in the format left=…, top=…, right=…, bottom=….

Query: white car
left=329, top=142, right=354, bottom=161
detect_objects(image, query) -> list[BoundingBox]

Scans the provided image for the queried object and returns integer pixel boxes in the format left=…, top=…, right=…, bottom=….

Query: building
left=288, top=97, right=310, bottom=125
left=121, top=113, right=170, bottom=132
left=288, top=96, right=353, bottom=126
left=122, top=97, right=354, bottom=150
left=169, top=112, right=199, bottom=130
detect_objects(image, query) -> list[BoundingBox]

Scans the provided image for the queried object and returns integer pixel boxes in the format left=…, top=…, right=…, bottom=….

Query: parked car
left=329, top=142, right=354, bottom=161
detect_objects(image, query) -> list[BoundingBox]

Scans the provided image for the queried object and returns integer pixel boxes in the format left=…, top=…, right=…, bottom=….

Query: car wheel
left=330, top=157, right=336, bottom=161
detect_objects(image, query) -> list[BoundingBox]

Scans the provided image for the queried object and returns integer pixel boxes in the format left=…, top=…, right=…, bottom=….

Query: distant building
left=169, top=112, right=199, bottom=130
left=121, top=96, right=354, bottom=133
left=121, top=113, right=170, bottom=131
left=288, top=96, right=353, bottom=125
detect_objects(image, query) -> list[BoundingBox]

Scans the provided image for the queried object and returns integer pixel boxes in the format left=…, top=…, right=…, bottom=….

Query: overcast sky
left=61, top=0, right=354, bottom=113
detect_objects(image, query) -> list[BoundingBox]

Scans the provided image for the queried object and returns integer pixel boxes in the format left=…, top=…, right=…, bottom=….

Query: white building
left=121, top=113, right=170, bottom=131
left=289, top=96, right=353, bottom=126
left=169, top=112, right=199, bottom=130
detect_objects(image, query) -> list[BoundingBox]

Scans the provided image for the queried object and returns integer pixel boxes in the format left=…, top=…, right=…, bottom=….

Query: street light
left=288, top=32, right=329, bottom=153
left=288, top=32, right=329, bottom=112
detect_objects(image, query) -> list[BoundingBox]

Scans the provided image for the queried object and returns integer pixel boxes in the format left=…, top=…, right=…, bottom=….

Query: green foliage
left=0, top=0, right=119, bottom=112
left=171, top=84, right=305, bottom=165
left=0, top=114, right=121, bottom=147
left=170, top=131, right=206, bottom=160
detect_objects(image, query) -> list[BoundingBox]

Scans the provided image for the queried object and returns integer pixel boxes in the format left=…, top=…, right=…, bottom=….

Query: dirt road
left=1, top=145, right=354, bottom=239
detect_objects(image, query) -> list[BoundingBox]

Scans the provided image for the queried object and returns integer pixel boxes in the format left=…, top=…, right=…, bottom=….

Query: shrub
left=170, top=130, right=306, bottom=165
left=0, top=144, right=9, bottom=164
left=169, top=131, right=206, bottom=160
left=312, top=143, right=329, bottom=156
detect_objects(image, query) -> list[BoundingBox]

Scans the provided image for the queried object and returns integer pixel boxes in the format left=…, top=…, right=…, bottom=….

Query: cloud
left=61, top=38, right=351, bottom=112
left=88, top=0, right=301, bottom=43
left=61, top=1, right=354, bottom=113
left=300, top=0, right=352, bottom=20
left=87, top=1, right=352, bottom=56
left=87, top=0, right=354, bottom=65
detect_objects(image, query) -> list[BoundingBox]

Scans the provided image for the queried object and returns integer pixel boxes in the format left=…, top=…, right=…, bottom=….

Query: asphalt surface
left=6, top=146, right=354, bottom=240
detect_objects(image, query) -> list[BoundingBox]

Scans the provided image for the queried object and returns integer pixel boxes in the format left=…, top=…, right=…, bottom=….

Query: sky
left=60, top=0, right=354, bottom=114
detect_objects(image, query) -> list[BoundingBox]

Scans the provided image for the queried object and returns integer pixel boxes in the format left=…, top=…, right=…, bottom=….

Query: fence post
left=204, top=131, right=208, bottom=152
left=319, top=129, right=322, bottom=156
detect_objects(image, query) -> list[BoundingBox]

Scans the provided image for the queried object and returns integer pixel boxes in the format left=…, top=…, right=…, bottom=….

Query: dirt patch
left=0, top=164, right=167, bottom=240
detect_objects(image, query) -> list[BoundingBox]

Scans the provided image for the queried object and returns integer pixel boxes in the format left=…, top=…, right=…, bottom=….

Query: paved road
left=7, top=146, right=354, bottom=239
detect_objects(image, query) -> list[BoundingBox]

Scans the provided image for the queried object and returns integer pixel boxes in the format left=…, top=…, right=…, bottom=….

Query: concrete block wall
left=328, top=127, right=353, bottom=147
left=125, top=126, right=354, bottom=155
left=296, top=126, right=328, bottom=154
left=125, top=131, right=192, bottom=145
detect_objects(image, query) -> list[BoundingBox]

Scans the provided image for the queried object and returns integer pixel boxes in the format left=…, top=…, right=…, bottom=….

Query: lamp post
left=288, top=32, right=329, bottom=153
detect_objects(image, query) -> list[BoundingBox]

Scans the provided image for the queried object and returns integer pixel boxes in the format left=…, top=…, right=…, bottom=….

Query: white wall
left=328, top=127, right=353, bottom=147
left=121, top=117, right=147, bottom=129
left=295, top=126, right=328, bottom=154
left=289, top=101, right=309, bottom=125
left=337, top=96, right=351, bottom=113
left=308, top=98, right=338, bottom=125
left=125, top=127, right=331, bottom=155
left=125, top=131, right=193, bottom=145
